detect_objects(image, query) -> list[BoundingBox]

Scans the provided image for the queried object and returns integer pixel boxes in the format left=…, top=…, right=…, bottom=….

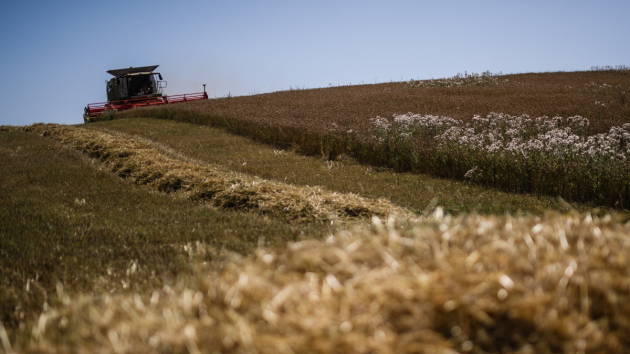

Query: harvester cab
left=105, top=65, right=166, bottom=102
left=84, top=65, right=208, bottom=123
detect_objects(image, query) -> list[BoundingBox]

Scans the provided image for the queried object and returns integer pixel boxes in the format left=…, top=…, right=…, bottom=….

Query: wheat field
left=2, top=69, right=630, bottom=353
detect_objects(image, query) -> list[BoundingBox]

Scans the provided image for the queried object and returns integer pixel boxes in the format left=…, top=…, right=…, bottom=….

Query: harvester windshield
left=106, top=65, right=165, bottom=101
left=107, top=73, right=162, bottom=101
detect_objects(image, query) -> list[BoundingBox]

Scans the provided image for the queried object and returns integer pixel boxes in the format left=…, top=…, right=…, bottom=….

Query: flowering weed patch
left=370, top=112, right=630, bottom=207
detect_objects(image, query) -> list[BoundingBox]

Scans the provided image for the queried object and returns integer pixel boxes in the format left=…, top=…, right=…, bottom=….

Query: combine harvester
left=83, top=65, right=208, bottom=123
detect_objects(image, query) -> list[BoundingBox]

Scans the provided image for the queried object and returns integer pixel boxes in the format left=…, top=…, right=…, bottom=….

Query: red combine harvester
left=83, top=65, right=208, bottom=123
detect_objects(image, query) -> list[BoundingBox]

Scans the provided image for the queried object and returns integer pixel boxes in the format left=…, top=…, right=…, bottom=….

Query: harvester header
left=83, top=65, right=208, bottom=123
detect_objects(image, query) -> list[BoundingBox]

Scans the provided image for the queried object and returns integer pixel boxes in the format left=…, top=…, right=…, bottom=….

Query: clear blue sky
left=1, top=0, right=628, bottom=126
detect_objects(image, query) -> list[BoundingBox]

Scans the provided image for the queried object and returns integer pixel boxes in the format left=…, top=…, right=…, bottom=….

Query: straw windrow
left=1, top=123, right=410, bottom=222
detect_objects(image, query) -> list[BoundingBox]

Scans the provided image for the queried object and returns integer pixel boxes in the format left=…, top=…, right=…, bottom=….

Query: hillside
left=117, top=69, right=630, bottom=208
left=2, top=69, right=630, bottom=353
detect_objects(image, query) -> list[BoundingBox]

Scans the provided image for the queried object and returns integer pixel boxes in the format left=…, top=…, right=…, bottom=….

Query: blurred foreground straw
left=23, top=211, right=630, bottom=353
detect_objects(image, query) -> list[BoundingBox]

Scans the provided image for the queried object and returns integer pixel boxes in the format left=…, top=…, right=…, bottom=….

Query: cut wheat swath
left=0, top=123, right=410, bottom=223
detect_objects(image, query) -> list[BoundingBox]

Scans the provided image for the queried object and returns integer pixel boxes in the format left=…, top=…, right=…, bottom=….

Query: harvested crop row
left=24, top=211, right=630, bottom=354
left=1, top=124, right=410, bottom=222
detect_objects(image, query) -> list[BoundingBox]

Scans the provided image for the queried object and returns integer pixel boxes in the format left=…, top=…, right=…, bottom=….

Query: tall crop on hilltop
left=407, top=70, right=501, bottom=87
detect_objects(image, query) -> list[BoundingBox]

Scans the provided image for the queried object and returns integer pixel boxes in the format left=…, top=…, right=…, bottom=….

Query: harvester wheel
left=83, top=107, right=90, bottom=123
